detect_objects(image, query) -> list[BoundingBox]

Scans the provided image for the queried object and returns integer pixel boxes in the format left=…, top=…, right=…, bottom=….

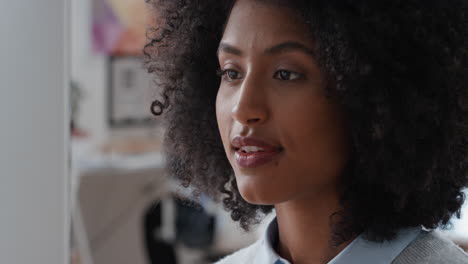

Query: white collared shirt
left=255, top=217, right=422, bottom=264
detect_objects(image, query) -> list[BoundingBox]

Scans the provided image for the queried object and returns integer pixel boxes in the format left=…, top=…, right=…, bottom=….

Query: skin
left=216, top=0, right=353, bottom=263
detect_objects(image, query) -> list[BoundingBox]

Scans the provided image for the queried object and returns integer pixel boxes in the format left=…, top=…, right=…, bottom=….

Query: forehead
left=221, top=0, right=313, bottom=48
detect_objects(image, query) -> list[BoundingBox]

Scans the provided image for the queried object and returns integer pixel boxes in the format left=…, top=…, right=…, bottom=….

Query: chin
left=236, top=176, right=285, bottom=205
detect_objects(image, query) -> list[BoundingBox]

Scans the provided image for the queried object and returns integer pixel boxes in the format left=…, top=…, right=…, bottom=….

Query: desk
left=71, top=138, right=168, bottom=264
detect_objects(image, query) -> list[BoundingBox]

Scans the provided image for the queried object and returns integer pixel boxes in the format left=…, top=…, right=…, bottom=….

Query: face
left=216, top=0, right=349, bottom=205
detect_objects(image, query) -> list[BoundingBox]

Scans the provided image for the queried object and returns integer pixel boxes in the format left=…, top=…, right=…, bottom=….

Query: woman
left=144, top=0, right=468, bottom=263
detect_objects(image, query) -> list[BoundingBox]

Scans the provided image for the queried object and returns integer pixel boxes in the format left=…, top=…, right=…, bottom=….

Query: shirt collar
left=255, top=217, right=422, bottom=264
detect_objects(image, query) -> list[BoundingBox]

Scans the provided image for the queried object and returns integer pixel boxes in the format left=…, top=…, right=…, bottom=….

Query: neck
left=274, top=187, right=355, bottom=264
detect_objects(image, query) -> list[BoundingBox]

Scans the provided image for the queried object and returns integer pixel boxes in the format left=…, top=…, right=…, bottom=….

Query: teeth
left=240, top=146, right=265, bottom=153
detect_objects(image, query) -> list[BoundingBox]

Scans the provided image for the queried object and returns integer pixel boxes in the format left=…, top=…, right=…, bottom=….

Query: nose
left=231, top=72, right=269, bottom=126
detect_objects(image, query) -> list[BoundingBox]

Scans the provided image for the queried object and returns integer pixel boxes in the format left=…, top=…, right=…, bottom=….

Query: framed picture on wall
left=108, top=56, right=156, bottom=127
left=92, top=0, right=149, bottom=55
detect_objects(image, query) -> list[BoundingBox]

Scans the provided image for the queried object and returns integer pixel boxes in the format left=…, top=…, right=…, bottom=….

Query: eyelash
left=216, top=68, right=304, bottom=82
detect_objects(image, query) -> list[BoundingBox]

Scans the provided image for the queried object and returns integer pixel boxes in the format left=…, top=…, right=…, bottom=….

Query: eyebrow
left=217, top=41, right=315, bottom=57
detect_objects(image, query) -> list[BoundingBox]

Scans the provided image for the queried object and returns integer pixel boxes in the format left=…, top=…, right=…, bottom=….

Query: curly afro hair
left=144, top=0, right=468, bottom=245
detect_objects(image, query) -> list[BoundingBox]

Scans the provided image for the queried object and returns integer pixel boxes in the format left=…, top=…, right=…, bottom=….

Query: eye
left=274, top=70, right=303, bottom=81
left=216, top=68, right=243, bottom=81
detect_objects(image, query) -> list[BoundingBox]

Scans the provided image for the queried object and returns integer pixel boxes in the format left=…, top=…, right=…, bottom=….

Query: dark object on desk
left=175, top=199, right=215, bottom=249
left=144, top=201, right=177, bottom=264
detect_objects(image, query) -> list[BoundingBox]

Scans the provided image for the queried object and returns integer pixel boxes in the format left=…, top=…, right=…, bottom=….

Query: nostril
left=247, top=118, right=261, bottom=124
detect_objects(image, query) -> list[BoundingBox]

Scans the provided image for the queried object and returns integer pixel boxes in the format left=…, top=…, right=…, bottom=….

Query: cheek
left=279, top=96, right=349, bottom=178
left=216, top=89, right=232, bottom=152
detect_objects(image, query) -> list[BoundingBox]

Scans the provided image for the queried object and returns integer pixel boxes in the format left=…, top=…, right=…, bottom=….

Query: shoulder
left=393, top=229, right=468, bottom=264
left=214, top=239, right=262, bottom=264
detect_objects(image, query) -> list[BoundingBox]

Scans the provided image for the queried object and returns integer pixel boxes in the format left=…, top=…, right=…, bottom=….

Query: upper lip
left=231, top=136, right=283, bottom=152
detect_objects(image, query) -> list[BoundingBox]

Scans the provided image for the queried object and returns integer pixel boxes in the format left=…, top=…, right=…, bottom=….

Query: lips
left=231, top=136, right=282, bottom=151
left=231, top=136, right=283, bottom=168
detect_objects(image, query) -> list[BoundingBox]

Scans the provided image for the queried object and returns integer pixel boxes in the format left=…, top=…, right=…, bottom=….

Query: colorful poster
left=92, top=0, right=150, bottom=55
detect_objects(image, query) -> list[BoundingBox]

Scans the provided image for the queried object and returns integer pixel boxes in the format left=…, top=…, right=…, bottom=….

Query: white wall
left=0, top=1, right=70, bottom=263
left=71, top=0, right=109, bottom=145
